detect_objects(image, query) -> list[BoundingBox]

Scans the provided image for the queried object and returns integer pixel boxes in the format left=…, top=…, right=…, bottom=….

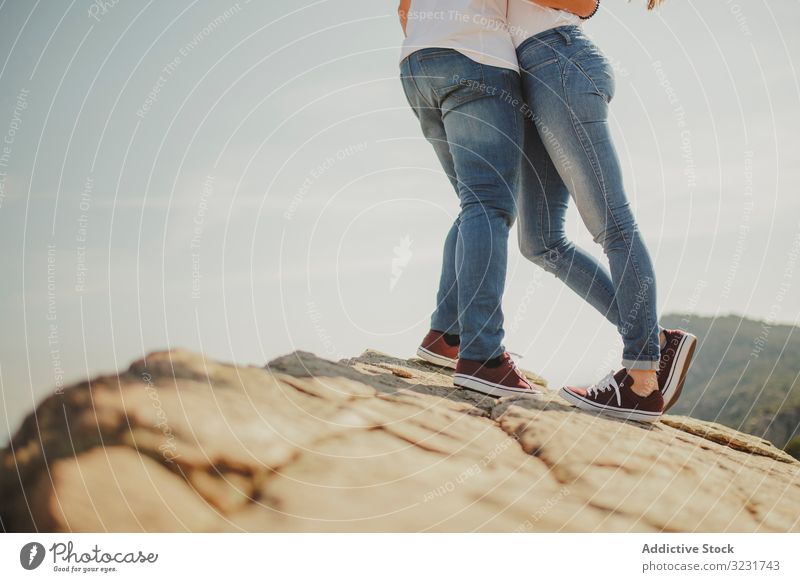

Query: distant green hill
left=662, top=314, right=800, bottom=455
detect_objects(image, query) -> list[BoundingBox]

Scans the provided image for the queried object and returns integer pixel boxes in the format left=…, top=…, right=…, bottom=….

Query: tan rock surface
left=1, top=348, right=798, bottom=532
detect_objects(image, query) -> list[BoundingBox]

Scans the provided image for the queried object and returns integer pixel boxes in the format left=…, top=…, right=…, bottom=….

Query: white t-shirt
left=400, top=0, right=518, bottom=72
left=506, top=0, right=581, bottom=48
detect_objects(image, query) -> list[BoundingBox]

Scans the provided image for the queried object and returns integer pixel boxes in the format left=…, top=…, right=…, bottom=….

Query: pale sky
left=1, top=0, right=800, bottom=444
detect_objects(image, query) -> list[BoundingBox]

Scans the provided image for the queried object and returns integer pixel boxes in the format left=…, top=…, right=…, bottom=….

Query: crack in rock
left=2, top=348, right=798, bottom=533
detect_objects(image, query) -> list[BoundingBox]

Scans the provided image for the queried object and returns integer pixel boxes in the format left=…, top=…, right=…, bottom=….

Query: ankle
left=482, top=354, right=504, bottom=368
left=628, top=369, right=658, bottom=397
left=442, top=332, right=460, bottom=347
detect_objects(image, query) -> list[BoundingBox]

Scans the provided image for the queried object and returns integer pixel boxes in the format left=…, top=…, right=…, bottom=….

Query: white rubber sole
left=558, top=387, right=662, bottom=423
left=662, top=333, right=698, bottom=412
left=416, top=346, right=457, bottom=369
left=453, top=373, right=543, bottom=399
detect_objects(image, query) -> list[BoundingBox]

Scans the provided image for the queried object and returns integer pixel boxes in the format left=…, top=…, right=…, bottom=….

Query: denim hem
left=622, top=357, right=660, bottom=372
left=430, top=318, right=459, bottom=336
left=431, top=325, right=460, bottom=337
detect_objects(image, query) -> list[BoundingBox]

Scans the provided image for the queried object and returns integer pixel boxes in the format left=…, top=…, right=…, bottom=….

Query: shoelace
left=586, top=371, right=622, bottom=406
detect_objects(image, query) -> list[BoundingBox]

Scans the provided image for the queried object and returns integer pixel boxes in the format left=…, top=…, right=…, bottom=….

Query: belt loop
left=557, top=27, right=571, bottom=45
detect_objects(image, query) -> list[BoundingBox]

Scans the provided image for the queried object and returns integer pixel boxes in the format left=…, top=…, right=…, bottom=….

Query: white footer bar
left=1, top=533, right=798, bottom=581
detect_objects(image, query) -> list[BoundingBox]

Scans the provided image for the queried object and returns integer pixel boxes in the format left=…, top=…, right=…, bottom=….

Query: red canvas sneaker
left=658, top=329, right=698, bottom=412
left=559, top=369, right=664, bottom=423
left=453, top=352, right=543, bottom=398
left=416, top=329, right=459, bottom=368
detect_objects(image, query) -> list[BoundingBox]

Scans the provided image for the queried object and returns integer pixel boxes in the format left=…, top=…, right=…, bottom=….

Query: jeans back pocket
left=571, top=44, right=615, bottom=104
left=417, top=50, right=495, bottom=115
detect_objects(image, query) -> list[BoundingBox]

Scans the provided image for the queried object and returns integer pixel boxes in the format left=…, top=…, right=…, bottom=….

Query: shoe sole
left=453, top=373, right=543, bottom=399
left=662, top=333, right=698, bottom=413
left=558, top=387, right=662, bottom=423
left=416, top=346, right=457, bottom=369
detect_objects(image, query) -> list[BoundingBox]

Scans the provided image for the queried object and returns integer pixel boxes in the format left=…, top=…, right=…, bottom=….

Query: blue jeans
left=516, top=26, right=661, bottom=370
left=400, top=49, right=524, bottom=361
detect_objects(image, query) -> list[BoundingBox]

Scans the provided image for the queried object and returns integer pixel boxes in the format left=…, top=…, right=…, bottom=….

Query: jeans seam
left=568, top=46, right=610, bottom=103
left=562, top=57, right=658, bottom=361
left=525, top=73, right=610, bottom=298
left=530, top=99, right=615, bottom=304
left=618, top=226, right=659, bottom=358
left=505, top=72, right=521, bottom=201
left=536, top=158, right=551, bottom=257
left=563, top=69, right=607, bottom=196
left=619, top=233, right=659, bottom=361
left=612, top=223, right=652, bottom=356
left=574, top=59, right=611, bottom=103
left=408, top=55, right=436, bottom=110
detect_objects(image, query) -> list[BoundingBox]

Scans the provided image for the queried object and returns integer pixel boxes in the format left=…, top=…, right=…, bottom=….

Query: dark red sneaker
left=453, top=352, right=543, bottom=398
left=658, top=329, right=697, bottom=412
left=416, top=329, right=459, bottom=368
left=559, top=369, right=664, bottom=423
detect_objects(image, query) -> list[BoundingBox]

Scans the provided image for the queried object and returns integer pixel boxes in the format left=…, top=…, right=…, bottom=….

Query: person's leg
left=445, top=68, right=523, bottom=361
left=400, top=58, right=460, bottom=338
left=517, top=111, right=621, bottom=330
left=517, top=28, right=660, bottom=377
left=425, top=131, right=462, bottom=338
left=407, top=50, right=524, bottom=361
left=430, top=220, right=461, bottom=336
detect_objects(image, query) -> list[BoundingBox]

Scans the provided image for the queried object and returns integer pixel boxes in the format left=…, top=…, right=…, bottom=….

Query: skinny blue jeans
left=516, top=26, right=661, bottom=370
left=400, top=49, right=525, bottom=360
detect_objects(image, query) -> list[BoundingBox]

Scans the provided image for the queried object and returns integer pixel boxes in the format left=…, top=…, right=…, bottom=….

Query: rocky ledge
left=1, top=348, right=799, bottom=532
